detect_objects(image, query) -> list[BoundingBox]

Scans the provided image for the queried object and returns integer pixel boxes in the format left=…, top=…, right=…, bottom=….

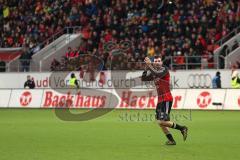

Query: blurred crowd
left=1, top=0, right=240, bottom=71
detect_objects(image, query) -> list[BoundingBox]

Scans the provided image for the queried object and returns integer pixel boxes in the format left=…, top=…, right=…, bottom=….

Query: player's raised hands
left=144, top=57, right=151, bottom=65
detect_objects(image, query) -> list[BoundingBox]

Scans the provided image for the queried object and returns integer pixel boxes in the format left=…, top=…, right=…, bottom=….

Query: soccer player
left=141, top=56, right=188, bottom=145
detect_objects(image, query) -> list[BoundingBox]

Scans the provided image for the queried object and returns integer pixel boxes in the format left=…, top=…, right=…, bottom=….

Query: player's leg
left=159, top=121, right=184, bottom=131
left=159, top=121, right=188, bottom=141
left=157, top=101, right=188, bottom=141
left=157, top=121, right=176, bottom=145
left=156, top=102, right=176, bottom=145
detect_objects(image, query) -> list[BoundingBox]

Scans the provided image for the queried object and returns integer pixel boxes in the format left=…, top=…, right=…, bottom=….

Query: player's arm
left=147, top=64, right=168, bottom=78
left=141, top=69, right=154, bottom=81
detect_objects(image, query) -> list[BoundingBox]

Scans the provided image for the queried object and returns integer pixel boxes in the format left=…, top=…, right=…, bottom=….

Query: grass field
left=0, top=109, right=239, bottom=160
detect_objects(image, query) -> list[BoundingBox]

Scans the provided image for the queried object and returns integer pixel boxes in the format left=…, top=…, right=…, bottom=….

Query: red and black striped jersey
left=142, top=65, right=173, bottom=103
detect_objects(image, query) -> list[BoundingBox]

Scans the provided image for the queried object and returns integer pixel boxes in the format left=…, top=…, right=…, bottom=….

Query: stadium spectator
left=231, top=70, right=240, bottom=88
left=79, top=66, right=84, bottom=79
left=72, top=48, right=80, bottom=58
left=19, top=47, right=32, bottom=72
left=65, top=47, right=73, bottom=59
left=173, top=51, right=185, bottom=69
left=212, top=71, right=221, bottom=88
left=24, top=75, right=35, bottom=89
left=0, top=61, right=6, bottom=72
left=50, top=58, right=61, bottom=71
left=187, top=48, right=198, bottom=69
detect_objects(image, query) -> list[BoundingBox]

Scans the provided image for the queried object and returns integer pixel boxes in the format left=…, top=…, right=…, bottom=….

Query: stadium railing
left=125, top=56, right=221, bottom=70
left=3, top=55, right=222, bottom=72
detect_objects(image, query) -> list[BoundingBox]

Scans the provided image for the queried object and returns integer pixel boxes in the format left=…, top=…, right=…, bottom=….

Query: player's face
left=153, top=58, right=162, bottom=68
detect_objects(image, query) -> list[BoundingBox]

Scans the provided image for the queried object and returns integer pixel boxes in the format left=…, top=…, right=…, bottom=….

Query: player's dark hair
left=154, top=55, right=162, bottom=59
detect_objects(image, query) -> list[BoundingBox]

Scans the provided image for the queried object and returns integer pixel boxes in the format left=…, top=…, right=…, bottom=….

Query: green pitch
left=0, top=109, right=239, bottom=160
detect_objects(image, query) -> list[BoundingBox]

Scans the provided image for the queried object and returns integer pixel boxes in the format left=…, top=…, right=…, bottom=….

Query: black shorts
left=156, top=101, right=173, bottom=121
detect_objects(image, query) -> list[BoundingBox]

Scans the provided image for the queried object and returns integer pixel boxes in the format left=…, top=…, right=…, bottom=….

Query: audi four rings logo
left=187, top=74, right=212, bottom=88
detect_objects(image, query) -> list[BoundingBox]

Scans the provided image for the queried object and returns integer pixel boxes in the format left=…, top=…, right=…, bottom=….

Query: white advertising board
left=8, top=90, right=43, bottom=108
left=184, top=89, right=226, bottom=110
left=0, top=88, right=240, bottom=110
left=0, top=90, right=11, bottom=108
left=224, top=89, right=240, bottom=110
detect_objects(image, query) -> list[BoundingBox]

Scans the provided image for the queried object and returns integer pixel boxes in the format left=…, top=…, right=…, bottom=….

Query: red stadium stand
left=0, top=51, right=22, bottom=62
